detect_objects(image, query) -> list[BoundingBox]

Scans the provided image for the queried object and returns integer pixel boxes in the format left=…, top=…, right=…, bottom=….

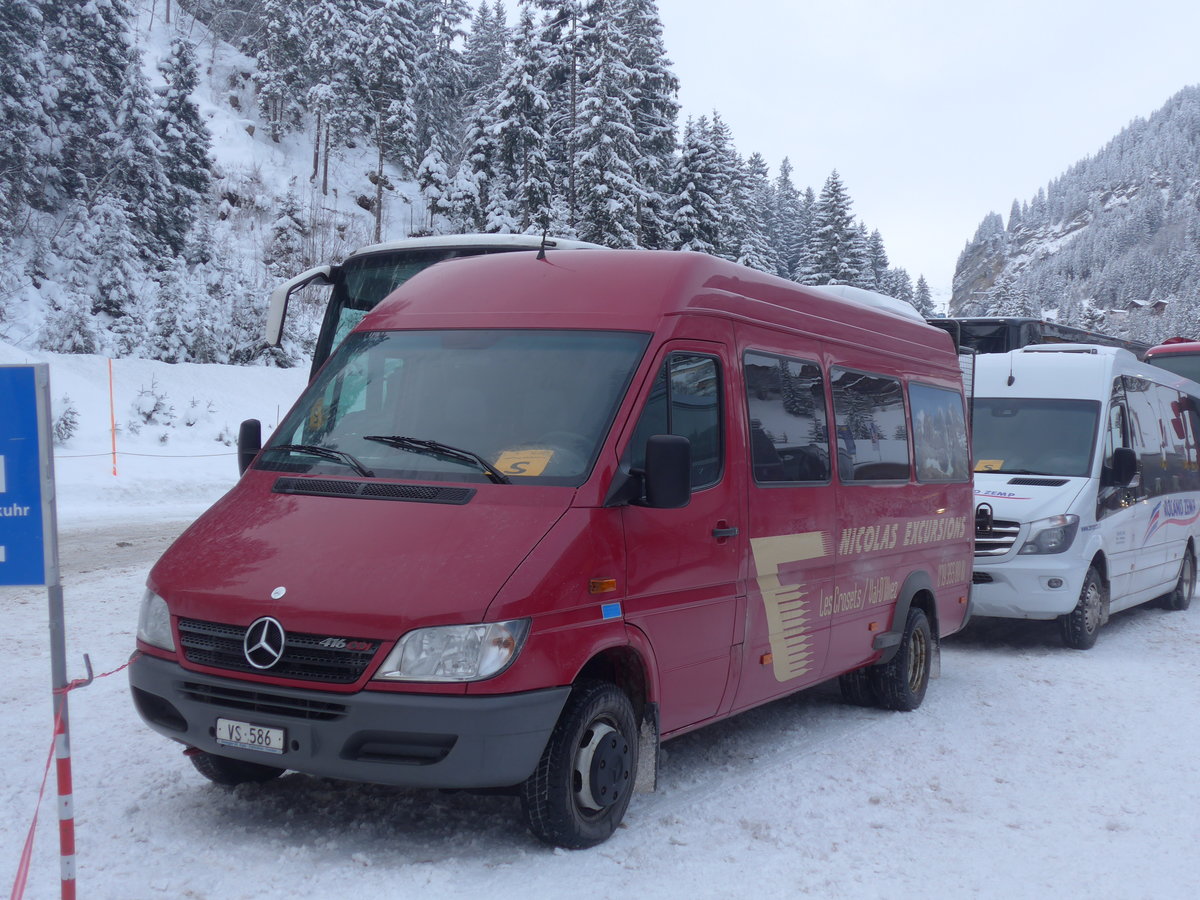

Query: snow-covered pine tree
left=156, top=38, right=214, bottom=257
left=848, top=223, right=874, bottom=289
left=571, top=8, right=643, bottom=248
left=39, top=292, right=99, bottom=355
left=769, top=158, right=803, bottom=279
left=623, top=0, right=679, bottom=249
left=883, top=267, right=914, bottom=306
left=866, top=230, right=889, bottom=290
left=361, top=0, right=420, bottom=240
left=412, top=0, right=471, bottom=162
left=669, top=117, right=719, bottom=255
left=709, top=112, right=747, bottom=261
left=737, top=153, right=779, bottom=274
left=0, top=0, right=51, bottom=222
left=110, top=56, right=174, bottom=260
left=416, top=135, right=452, bottom=233
left=912, top=275, right=935, bottom=316
left=264, top=189, right=310, bottom=279
left=799, top=170, right=857, bottom=286
left=494, top=5, right=555, bottom=234
left=255, top=0, right=306, bottom=143
left=535, top=0, right=591, bottom=228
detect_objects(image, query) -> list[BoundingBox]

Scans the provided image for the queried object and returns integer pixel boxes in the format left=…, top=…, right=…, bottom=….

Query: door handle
left=712, top=525, right=739, bottom=539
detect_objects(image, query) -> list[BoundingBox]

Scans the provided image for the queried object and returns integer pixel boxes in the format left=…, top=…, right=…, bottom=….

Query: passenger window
left=625, top=354, right=722, bottom=489
left=830, top=367, right=909, bottom=481
left=743, top=351, right=830, bottom=483
left=909, top=383, right=970, bottom=483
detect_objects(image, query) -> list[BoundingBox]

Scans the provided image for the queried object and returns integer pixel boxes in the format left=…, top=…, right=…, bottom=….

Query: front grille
left=974, top=518, right=1021, bottom=558
left=180, top=681, right=348, bottom=721
left=1008, top=477, right=1069, bottom=487
left=273, top=477, right=474, bottom=505
left=179, top=618, right=379, bottom=684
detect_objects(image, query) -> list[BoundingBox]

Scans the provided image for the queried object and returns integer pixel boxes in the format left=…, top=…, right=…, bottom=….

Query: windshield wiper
left=264, top=443, right=375, bottom=478
left=363, top=435, right=511, bottom=484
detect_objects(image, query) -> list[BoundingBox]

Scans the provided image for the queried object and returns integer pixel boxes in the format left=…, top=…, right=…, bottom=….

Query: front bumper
left=129, top=652, right=570, bottom=789
left=971, top=554, right=1086, bottom=619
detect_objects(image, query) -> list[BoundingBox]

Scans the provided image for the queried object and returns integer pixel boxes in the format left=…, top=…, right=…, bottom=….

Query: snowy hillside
left=0, top=339, right=307, bottom=524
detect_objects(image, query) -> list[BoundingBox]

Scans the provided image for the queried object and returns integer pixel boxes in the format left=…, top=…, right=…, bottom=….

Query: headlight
left=1018, top=514, right=1080, bottom=555
left=374, top=619, right=530, bottom=682
left=136, top=589, right=175, bottom=651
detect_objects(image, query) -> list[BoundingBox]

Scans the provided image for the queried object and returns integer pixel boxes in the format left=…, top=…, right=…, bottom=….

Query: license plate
left=215, top=718, right=286, bottom=754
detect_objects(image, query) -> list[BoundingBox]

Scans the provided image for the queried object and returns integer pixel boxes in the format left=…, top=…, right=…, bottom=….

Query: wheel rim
left=573, top=720, right=631, bottom=813
left=906, top=626, right=928, bottom=693
left=1082, top=581, right=1102, bottom=633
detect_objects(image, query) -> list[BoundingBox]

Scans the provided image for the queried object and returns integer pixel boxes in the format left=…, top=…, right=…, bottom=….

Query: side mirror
left=642, top=434, right=691, bottom=509
left=1110, top=446, right=1137, bottom=487
left=237, top=419, right=262, bottom=475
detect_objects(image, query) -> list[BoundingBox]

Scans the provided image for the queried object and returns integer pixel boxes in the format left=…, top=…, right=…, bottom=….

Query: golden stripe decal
left=750, top=532, right=828, bottom=683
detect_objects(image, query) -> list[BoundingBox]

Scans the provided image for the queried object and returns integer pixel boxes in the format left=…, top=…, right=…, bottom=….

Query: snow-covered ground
left=3, top=345, right=1199, bottom=899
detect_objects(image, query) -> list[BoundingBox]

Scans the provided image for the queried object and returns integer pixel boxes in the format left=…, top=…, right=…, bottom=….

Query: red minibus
left=130, top=250, right=974, bottom=848
left=1146, top=336, right=1200, bottom=382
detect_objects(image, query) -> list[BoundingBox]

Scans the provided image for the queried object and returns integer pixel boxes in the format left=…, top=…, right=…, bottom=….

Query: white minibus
left=971, top=345, right=1200, bottom=648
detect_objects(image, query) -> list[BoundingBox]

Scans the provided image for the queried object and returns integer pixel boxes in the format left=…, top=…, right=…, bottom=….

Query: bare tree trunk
left=311, top=111, right=321, bottom=181
left=374, top=129, right=385, bottom=243
left=166, top=0, right=171, bottom=24
left=321, top=122, right=330, bottom=196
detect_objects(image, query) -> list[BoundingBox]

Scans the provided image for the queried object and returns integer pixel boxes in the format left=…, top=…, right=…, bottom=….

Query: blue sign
left=0, top=366, right=48, bottom=585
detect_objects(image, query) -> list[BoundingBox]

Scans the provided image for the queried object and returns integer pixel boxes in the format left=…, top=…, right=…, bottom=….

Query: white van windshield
left=262, top=330, right=649, bottom=486
left=972, top=398, right=1100, bottom=477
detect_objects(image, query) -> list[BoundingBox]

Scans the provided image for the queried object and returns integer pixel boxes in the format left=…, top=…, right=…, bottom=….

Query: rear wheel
left=838, top=666, right=879, bottom=707
left=189, top=750, right=284, bottom=786
left=869, top=607, right=932, bottom=712
left=1060, top=567, right=1104, bottom=650
left=520, top=681, right=638, bottom=849
left=1164, top=550, right=1195, bottom=612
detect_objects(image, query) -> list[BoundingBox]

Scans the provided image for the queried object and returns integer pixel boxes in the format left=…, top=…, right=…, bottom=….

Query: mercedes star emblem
left=244, top=616, right=286, bottom=669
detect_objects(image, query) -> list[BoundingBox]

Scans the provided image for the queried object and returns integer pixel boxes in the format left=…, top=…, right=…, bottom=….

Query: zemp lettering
left=0, top=504, right=32, bottom=517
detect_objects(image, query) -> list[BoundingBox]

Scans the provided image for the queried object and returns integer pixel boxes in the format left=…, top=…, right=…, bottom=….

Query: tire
left=838, top=665, right=879, bottom=707
left=1060, top=567, right=1105, bottom=650
left=189, top=750, right=284, bottom=786
left=1164, top=550, right=1195, bottom=612
left=520, top=681, right=638, bottom=849
left=869, top=607, right=932, bottom=712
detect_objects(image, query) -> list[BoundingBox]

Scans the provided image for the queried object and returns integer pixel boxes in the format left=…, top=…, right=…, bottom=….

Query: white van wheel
left=520, top=681, right=638, bottom=849
left=1061, top=567, right=1104, bottom=650
left=1164, top=550, right=1195, bottom=611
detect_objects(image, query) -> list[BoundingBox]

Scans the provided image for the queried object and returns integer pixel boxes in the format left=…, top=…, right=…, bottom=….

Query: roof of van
left=975, top=343, right=1196, bottom=398
left=345, top=233, right=604, bottom=259
left=359, top=249, right=954, bottom=364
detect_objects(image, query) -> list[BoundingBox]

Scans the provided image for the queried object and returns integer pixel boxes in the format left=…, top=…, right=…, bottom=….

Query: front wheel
left=189, top=750, right=284, bottom=786
left=1060, top=566, right=1105, bottom=650
left=1164, top=550, right=1195, bottom=612
left=520, top=681, right=638, bottom=849
left=869, top=607, right=932, bottom=712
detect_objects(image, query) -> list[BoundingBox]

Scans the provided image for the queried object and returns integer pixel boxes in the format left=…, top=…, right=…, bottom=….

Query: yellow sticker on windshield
left=495, top=449, right=555, bottom=476
left=974, top=459, right=1004, bottom=472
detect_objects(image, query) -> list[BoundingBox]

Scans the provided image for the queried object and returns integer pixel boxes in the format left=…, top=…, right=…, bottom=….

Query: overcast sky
left=652, top=0, right=1200, bottom=294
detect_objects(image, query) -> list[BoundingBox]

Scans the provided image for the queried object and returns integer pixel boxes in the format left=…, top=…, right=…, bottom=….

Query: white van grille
left=974, top=519, right=1021, bottom=557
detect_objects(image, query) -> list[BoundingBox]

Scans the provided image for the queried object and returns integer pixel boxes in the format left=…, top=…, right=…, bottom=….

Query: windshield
left=971, top=398, right=1100, bottom=477
left=1146, top=353, right=1200, bottom=384
left=264, top=329, right=650, bottom=486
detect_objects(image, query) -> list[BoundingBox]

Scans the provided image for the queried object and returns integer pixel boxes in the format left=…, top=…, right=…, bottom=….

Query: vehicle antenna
left=537, top=229, right=549, bottom=260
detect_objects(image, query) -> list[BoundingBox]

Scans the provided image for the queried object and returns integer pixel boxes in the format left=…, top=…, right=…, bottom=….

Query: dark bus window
left=743, top=351, right=830, bottom=483
left=831, top=368, right=909, bottom=481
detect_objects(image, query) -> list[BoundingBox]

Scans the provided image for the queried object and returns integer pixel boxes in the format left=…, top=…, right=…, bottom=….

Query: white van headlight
left=1018, top=515, right=1080, bottom=555
left=137, top=589, right=175, bottom=651
left=374, top=619, right=531, bottom=682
